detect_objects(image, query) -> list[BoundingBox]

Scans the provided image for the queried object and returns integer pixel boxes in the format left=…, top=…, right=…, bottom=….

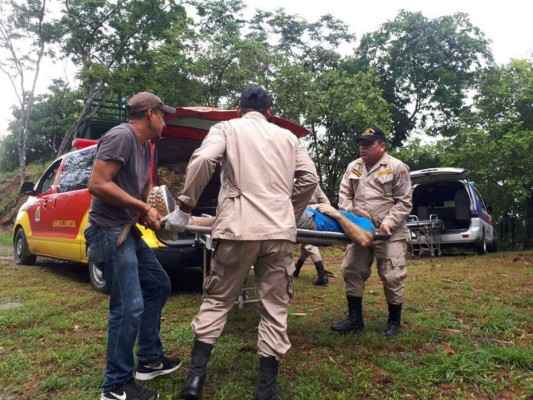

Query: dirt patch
left=0, top=175, right=29, bottom=231
left=0, top=169, right=44, bottom=231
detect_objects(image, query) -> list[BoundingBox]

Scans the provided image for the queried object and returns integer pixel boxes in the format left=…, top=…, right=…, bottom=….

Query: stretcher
left=183, top=225, right=391, bottom=308
left=406, top=214, right=443, bottom=257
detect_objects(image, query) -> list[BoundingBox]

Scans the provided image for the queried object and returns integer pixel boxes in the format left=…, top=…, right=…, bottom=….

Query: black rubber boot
left=382, top=303, right=402, bottom=337
left=180, top=340, right=213, bottom=399
left=331, top=296, right=364, bottom=334
left=313, top=261, right=329, bottom=286
left=325, top=270, right=336, bottom=277
left=254, top=357, right=281, bottom=400
left=293, top=259, right=304, bottom=277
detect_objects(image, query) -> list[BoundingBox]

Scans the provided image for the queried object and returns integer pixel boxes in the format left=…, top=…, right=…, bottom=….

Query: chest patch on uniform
left=377, top=167, right=393, bottom=177
left=351, top=168, right=362, bottom=177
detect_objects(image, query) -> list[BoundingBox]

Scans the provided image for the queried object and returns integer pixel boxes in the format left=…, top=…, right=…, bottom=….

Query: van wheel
left=14, top=229, right=37, bottom=265
left=89, top=260, right=109, bottom=293
left=475, top=230, right=487, bottom=255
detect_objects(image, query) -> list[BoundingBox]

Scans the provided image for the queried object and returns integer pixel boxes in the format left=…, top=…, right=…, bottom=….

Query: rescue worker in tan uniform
left=331, top=127, right=412, bottom=337
left=162, top=86, right=317, bottom=400
left=293, top=185, right=333, bottom=286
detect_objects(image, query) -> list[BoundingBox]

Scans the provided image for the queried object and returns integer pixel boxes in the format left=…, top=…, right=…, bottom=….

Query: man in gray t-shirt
left=88, top=123, right=151, bottom=226
left=85, top=92, right=181, bottom=400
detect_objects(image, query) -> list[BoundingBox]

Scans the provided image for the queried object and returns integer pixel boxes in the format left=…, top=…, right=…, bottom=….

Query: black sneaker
left=135, top=356, right=182, bottom=381
left=100, top=381, right=159, bottom=400
left=382, top=321, right=401, bottom=337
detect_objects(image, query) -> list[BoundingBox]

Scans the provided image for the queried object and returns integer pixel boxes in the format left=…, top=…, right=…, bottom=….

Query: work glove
left=161, top=208, right=190, bottom=232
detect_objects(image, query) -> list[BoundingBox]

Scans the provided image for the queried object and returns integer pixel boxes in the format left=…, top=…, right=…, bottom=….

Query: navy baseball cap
left=239, top=85, right=271, bottom=109
left=356, top=127, right=387, bottom=143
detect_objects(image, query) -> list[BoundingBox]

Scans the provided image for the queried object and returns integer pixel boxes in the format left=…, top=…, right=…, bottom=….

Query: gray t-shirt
left=88, top=123, right=150, bottom=227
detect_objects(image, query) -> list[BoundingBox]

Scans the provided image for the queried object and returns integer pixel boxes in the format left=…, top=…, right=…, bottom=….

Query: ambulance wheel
left=89, top=260, right=109, bottom=293
left=14, top=229, right=36, bottom=265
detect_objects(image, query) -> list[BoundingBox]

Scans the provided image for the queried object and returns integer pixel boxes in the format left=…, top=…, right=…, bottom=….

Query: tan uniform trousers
left=191, top=240, right=295, bottom=360
left=299, top=243, right=322, bottom=263
left=340, top=239, right=407, bottom=305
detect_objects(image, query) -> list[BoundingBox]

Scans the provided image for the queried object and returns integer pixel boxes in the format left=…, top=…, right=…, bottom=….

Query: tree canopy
left=1, top=0, right=531, bottom=248
left=355, top=10, right=493, bottom=145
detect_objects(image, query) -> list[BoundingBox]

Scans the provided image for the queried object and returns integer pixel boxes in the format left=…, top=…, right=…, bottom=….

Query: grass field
left=0, top=247, right=532, bottom=400
left=0, top=232, right=11, bottom=246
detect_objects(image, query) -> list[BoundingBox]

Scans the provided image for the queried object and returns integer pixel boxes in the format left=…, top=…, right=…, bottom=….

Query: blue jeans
left=85, top=224, right=171, bottom=392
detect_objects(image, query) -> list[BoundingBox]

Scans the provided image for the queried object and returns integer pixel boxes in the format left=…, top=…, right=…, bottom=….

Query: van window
left=36, top=160, right=61, bottom=194
left=470, top=185, right=486, bottom=215
left=57, top=149, right=96, bottom=193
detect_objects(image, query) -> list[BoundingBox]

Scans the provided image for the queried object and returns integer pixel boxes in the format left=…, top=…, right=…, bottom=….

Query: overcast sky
left=1, top=0, right=532, bottom=136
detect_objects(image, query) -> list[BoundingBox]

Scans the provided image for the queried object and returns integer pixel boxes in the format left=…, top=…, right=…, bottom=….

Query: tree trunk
left=17, top=125, right=27, bottom=186
left=56, top=84, right=108, bottom=156
left=524, top=187, right=533, bottom=250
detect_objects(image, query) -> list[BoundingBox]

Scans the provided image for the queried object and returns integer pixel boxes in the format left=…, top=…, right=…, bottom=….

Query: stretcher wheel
left=237, top=295, right=244, bottom=309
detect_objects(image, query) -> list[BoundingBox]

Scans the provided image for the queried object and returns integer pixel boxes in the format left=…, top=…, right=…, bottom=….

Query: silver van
left=408, top=168, right=496, bottom=255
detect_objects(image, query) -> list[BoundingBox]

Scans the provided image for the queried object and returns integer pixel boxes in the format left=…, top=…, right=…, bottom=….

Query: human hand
left=161, top=208, right=190, bottom=232
left=350, top=206, right=372, bottom=219
left=144, top=206, right=162, bottom=231
left=317, top=204, right=341, bottom=218
left=378, top=223, right=392, bottom=235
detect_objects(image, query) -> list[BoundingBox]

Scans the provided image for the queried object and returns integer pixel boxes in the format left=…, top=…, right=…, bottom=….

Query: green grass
left=0, top=232, right=11, bottom=246
left=0, top=249, right=532, bottom=399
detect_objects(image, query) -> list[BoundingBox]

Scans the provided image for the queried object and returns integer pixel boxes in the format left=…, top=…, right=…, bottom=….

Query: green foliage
left=186, top=23, right=272, bottom=106
left=355, top=11, right=493, bottom=144
left=0, top=131, right=18, bottom=173
left=444, top=59, right=533, bottom=249
left=0, top=232, right=11, bottom=246
left=0, top=0, right=63, bottom=180
left=301, top=68, right=391, bottom=202
left=2, top=1, right=531, bottom=247
left=474, top=60, right=533, bottom=133
left=1, top=80, right=82, bottom=171
left=390, top=138, right=445, bottom=172
left=55, top=0, right=190, bottom=155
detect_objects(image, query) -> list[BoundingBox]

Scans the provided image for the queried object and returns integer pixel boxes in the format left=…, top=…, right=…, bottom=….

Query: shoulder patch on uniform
left=377, top=167, right=393, bottom=177
left=351, top=168, right=362, bottom=177
left=355, top=158, right=364, bottom=164
left=398, top=169, right=410, bottom=184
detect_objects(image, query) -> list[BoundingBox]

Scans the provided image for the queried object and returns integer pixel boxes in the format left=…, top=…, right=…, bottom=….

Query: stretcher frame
left=406, top=214, right=443, bottom=257
left=183, top=225, right=390, bottom=308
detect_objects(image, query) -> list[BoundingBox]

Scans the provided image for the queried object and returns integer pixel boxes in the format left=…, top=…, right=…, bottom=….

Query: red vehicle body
left=13, top=107, right=309, bottom=291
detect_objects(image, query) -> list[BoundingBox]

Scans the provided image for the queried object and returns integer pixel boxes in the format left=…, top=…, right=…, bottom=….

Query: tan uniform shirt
left=308, top=185, right=330, bottom=206
left=338, top=153, right=412, bottom=240
left=178, top=111, right=318, bottom=241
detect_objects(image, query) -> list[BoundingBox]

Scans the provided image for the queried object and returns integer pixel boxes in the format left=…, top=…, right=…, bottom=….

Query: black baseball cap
left=239, top=85, right=271, bottom=109
left=356, top=127, right=387, bottom=143
left=126, top=92, right=176, bottom=115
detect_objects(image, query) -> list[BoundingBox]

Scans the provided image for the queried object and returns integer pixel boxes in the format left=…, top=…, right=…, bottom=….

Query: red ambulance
left=13, top=107, right=309, bottom=291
